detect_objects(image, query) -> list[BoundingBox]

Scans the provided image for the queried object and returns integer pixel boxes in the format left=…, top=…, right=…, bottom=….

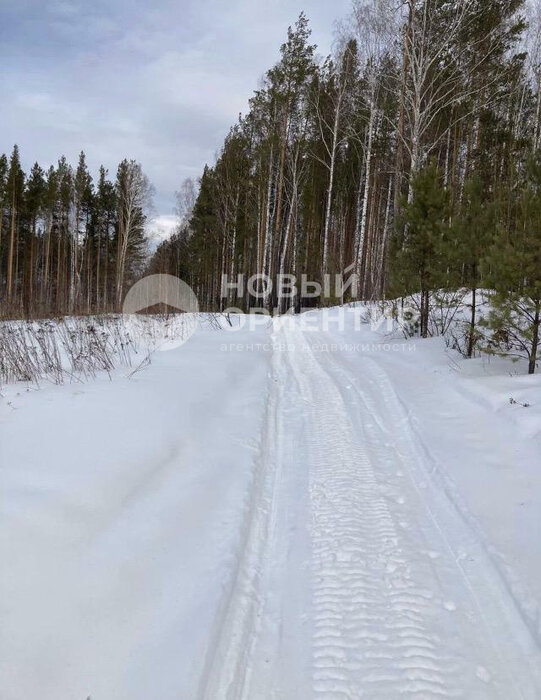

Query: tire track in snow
left=293, top=326, right=541, bottom=699
left=324, top=342, right=541, bottom=696
left=199, top=319, right=541, bottom=699
left=197, top=330, right=286, bottom=700
left=285, top=325, right=464, bottom=699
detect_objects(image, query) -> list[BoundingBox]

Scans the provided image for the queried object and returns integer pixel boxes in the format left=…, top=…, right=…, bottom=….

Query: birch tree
left=115, top=160, right=152, bottom=309
left=349, top=0, right=396, bottom=278
left=312, top=43, right=356, bottom=276
left=400, top=0, right=523, bottom=196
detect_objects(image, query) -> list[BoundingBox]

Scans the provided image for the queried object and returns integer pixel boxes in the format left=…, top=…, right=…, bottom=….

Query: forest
left=0, top=149, right=152, bottom=318
left=2, top=0, right=541, bottom=371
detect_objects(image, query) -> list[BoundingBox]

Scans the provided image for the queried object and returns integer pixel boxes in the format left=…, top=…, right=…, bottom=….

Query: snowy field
left=1, top=307, right=541, bottom=699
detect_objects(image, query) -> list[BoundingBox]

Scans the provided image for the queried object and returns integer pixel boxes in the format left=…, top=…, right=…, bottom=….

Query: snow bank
left=0, top=318, right=271, bottom=699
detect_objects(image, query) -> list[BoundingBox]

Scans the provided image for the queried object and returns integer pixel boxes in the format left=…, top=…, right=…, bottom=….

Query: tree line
left=0, top=147, right=152, bottom=317
left=151, top=0, right=541, bottom=372
left=3, top=0, right=540, bottom=372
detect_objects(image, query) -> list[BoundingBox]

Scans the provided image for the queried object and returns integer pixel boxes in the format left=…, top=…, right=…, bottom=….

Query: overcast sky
left=0, top=0, right=352, bottom=232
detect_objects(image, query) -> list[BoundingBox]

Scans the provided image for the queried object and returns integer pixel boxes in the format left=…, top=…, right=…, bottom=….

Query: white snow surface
left=1, top=307, right=541, bottom=699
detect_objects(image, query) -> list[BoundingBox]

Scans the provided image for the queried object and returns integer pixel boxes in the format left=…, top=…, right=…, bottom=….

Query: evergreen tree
left=449, top=176, right=492, bottom=357
left=93, top=167, right=117, bottom=312
left=41, top=166, right=59, bottom=309
left=0, top=154, right=8, bottom=287
left=391, top=163, right=450, bottom=338
left=23, top=163, right=45, bottom=314
left=1, top=3, right=538, bottom=332
left=484, top=156, right=541, bottom=374
left=0, top=148, right=151, bottom=317
left=73, top=152, right=93, bottom=311
left=5, top=145, right=25, bottom=305
left=55, top=156, right=74, bottom=312
left=189, top=166, right=218, bottom=308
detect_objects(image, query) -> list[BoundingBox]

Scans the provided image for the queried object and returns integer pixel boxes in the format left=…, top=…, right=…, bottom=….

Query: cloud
left=146, top=214, right=180, bottom=251
left=0, top=0, right=352, bottom=217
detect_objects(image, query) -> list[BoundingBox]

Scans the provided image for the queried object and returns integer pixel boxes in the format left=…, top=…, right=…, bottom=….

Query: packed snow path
left=203, top=322, right=541, bottom=700
left=2, top=313, right=541, bottom=699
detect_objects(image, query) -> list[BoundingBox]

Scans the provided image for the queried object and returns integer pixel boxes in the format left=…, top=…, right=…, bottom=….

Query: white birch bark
left=356, top=95, right=375, bottom=274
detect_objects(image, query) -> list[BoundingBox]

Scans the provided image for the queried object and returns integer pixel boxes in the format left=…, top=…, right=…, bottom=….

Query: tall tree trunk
left=467, top=285, right=477, bottom=359
left=322, top=103, right=341, bottom=276
left=356, top=97, right=375, bottom=276
left=7, top=192, right=17, bottom=303
left=376, top=177, right=393, bottom=298
left=420, top=288, right=429, bottom=339
left=535, top=74, right=541, bottom=152
left=395, top=15, right=409, bottom=216
left=42, top=218, right=52, bottom=308
left=262, top=146, right=275, bottom=307
left=529, top=304, right=540, bottom=375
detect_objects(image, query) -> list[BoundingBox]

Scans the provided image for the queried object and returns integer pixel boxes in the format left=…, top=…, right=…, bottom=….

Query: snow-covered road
left=2, top=311, right=541, bottom=699
left=204, top=322, right=541, bottom=699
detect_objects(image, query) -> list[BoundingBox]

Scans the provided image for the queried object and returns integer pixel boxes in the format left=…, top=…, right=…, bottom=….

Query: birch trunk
left=356, top=96, right=375, bottom=275
left=262, top=145, right=275, bottom=305
left=322, top=105, right=340, bottom=276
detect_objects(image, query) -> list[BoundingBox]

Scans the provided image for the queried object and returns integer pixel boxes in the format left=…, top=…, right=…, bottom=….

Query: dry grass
left=0, top=314, right=196, bottom=387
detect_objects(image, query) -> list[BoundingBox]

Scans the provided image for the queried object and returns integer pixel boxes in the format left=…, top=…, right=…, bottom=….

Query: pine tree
left=41, top=166, right=58, bottom=309
left=391, top=163, right=450, bottom=338
left=6, top=145, right=25, bottom=306
left=189, top=166, right=218, bottom=309
left=94, top=167, right=117, bottom=312
left=449, top=175, right=492, bottom=357
left=484, top=156, right=541, bottom=374
left=23, top=163, right=45, bottom=315
left=55, top=156, right=74, bottom=313
left=0, top=154, right=8, bottom=284
left=73, top=151, right=93, bottom=312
